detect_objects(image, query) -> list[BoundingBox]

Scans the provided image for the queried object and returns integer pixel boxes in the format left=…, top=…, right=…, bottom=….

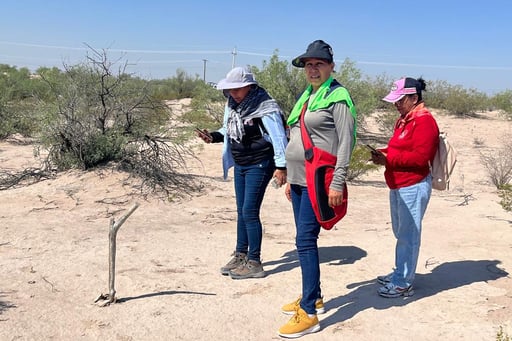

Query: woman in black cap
left=278, top=40, right=356, bottom=338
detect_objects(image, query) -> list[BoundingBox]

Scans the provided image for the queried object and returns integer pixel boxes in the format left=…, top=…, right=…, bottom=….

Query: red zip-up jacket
left=379, top=102, right=439, bottom=189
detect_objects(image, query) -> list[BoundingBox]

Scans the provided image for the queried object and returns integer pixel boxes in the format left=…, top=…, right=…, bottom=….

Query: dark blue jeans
left=233, top=158, right=274, bottom=262
left=290, top=184, right=322, bottom=315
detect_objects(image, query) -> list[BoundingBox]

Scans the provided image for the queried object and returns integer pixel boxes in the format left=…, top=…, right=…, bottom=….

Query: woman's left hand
left=328, top=189, right=344, bottom=207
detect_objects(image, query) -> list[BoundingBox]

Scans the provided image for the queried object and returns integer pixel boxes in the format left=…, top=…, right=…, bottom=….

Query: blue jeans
left=233, top=158, right=274, bottom=262
left=389, top=175, right=432, bottom=288
left=290, top=184, right=322, bottom=315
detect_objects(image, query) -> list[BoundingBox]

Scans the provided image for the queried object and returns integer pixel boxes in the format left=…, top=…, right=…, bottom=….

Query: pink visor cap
left=383, top=78, right=418, bottom=103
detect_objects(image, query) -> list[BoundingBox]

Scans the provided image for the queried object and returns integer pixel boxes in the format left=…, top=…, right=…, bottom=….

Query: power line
left=2, top=41, right=512, bottom=72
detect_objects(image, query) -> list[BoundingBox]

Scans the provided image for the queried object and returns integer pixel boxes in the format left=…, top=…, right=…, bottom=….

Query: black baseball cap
left=292, top=40, right=334, bottom=68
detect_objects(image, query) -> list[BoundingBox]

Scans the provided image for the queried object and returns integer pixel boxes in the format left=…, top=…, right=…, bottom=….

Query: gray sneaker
left=378, top=282, right=414, bottom=298
left=377, top=272, right=393, bottom=285
left=229, top=259, right=265, bottom=279
left=220, top=252, right=247, bottom=276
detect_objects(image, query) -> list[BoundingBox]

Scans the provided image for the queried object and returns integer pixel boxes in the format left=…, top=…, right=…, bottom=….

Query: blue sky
left=1, top=0, right=511, bottom=94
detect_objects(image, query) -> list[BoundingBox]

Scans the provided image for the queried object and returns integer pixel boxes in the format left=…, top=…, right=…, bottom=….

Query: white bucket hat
left=216, top=66, right=257, bottom=90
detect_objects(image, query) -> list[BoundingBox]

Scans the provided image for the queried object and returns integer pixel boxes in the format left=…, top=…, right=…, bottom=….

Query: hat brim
left=292, top=51, right=333, bottom=68
left=382, top=92, right=406, bottom=103
left=292, top=53, right=308, bottom=68
left=216, top=79, right=256, bottom=90
left=292, top=53, right=332, bottom=68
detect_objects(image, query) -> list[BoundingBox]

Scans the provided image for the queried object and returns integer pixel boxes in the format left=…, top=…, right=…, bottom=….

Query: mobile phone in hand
left=270, top=177, right=281, bottom=189
left=195, top=127, right=211, bottom=139
left=366, top=144, right=383, bottom=155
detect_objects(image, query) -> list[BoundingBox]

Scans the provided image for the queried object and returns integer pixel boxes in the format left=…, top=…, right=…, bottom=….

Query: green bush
left=252, top=52, right=307, bottom=117
left=0, top=64, right=42, bottom=137
left=334, top=60, right=391, bottom=123
left=148, top=68, right=204, bottom=100
left=347, top=145, right=380, bottom=181
left=426, top=80, right=490, bottom=116
left=183, top=82, right=225, bottom=130
left=374, top=110, right=397, bottom=136
left=497, top=326, right=511, bottom=341
left=37, top=54, right=170, bottom=171
left=498, top=184, right=512, bottom=212
left=492, top=90, right=512, bottom=117
left=480, top=135, right=512, bottom=189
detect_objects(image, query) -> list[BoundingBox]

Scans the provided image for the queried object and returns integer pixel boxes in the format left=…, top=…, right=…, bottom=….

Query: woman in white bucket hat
left=197, top=66, right=288, bottom=280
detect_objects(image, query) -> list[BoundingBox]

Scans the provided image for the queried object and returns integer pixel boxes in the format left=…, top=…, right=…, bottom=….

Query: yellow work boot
left=281, top=295, right=325, bottom=315
left=278, top=307, right=320, bottom=338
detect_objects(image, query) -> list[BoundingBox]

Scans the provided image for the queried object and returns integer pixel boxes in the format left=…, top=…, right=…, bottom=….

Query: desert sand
left=0, top=101, right=511, bottom=341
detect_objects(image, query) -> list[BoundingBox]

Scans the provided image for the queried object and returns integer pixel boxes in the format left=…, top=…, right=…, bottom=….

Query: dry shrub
left=480, top=135, right=512, bottom=188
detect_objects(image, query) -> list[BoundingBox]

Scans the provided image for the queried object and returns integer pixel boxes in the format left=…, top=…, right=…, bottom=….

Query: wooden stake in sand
left=95, top=202, right=139, bottom=307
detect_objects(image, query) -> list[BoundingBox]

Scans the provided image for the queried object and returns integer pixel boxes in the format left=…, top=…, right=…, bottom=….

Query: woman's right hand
left=196, top=128, right=213, bottom=143
left=370, top=151, right=386, bottom=165
left=285, top=183, right=291, bottom=202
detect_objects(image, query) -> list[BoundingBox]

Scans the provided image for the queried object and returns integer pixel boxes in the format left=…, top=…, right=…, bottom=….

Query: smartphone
left=270, top=177, right=281, bottom=189
left=366, top=144, right=378, bottom=152
left=195, top=127, right=211, bottom=139
left=366, top=144, right=383, bottom=155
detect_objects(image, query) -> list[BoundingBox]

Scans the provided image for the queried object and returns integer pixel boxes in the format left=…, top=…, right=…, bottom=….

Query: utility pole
left=231, top=46, right=237, bottom=69
left=202, top=59, right=207, bottom=82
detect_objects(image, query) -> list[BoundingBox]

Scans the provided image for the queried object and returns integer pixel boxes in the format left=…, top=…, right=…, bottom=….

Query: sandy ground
left=1, top=102, right=511, bottom=341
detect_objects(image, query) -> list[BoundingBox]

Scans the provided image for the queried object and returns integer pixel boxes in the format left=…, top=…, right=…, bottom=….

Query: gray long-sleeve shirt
left=285, top=102, right=355, bottom=191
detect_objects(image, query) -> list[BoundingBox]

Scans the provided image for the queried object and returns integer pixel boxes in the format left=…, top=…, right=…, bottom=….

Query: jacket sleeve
left=261, top=112, right=288, bottom=168
left=331, top=102, right=355, bottom=191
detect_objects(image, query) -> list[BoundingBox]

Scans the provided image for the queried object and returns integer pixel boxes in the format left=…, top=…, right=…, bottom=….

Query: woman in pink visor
left=370, top=77, right=439, bottom=298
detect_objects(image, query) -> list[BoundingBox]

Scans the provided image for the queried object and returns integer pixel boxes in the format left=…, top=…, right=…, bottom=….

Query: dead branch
left=119, top=136, right=203, bottom=199
left=95, top=202, right=139, bottom=307
left=41, top=276, right=58, bottom=293
left=0, top=168, right=54, bottom=190
left=457, top=193, right=475, bottom=206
